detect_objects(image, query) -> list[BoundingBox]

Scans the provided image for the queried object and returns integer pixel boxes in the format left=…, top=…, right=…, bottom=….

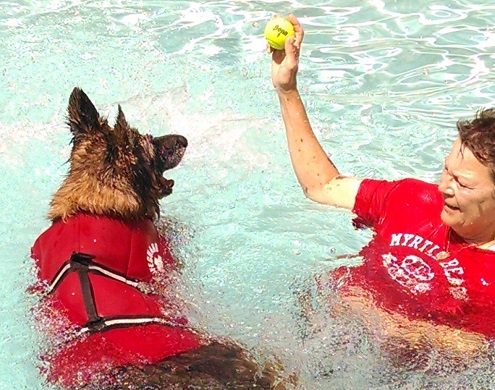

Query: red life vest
left=31, top=213, right=203, bottom=387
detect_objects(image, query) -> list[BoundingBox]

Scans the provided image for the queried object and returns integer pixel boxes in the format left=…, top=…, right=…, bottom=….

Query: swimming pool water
left=1, top=0, right=495, bottom=388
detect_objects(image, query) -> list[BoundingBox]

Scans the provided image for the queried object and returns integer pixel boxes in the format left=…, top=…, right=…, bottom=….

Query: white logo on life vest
left=147, top=242, right=164, bottom=274
left=382, top=253, right=434, bottom=294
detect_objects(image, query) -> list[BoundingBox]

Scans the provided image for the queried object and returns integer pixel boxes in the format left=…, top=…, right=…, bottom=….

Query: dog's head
left=48, top=88, right=187, bottom=222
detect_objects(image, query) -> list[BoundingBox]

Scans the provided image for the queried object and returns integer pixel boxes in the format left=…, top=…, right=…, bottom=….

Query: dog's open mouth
left=154, top=134, right=187, bottom=198
left=159, top=176, right=175, bottom=197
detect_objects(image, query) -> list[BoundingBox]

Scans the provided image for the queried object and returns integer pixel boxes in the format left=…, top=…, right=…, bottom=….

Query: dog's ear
left=114, top=104, right=128, bottom=130
left=114, top=104, right=139, bottom=146
left=114, top=105, right=130, bottom=141
left=67, top=87, right=101, bottom=139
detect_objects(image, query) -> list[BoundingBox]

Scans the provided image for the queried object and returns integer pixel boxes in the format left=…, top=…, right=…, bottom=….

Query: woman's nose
left=438, top=171, right=454, bottom=195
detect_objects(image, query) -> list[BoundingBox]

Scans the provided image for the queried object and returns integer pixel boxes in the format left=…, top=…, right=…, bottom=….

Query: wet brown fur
left=47, top=88, right=294, bottom=389
left=80, top=342, right=292, bottom=390
left=49, top=88, right=185, bottom=222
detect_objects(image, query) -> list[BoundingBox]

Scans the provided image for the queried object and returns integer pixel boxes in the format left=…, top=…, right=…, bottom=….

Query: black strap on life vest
left=46, top=251, right=182, bottom=334
left=47, top=252, right=140, bottom=295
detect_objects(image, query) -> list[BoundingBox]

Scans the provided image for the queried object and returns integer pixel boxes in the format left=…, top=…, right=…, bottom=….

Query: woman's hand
left=270, top=14, right=304, bottom=93
left=337, top=289, right=490, bottom=364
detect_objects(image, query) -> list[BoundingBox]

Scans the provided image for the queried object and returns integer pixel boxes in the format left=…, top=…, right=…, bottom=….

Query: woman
left=270, top=14, right=495, bottom=365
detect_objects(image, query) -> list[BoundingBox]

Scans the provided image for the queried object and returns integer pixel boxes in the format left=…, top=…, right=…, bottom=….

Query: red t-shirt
left=31, top=214, right=202, bottom=387
left=343, top=178, right=495, bottom=338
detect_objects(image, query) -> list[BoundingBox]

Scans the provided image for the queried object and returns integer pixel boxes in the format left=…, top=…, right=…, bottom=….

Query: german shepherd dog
left=30, top=88, right=292, bottom=389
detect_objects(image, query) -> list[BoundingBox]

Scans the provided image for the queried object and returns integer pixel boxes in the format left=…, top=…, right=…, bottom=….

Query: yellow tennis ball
left=264, top=17, right=295, bottom=50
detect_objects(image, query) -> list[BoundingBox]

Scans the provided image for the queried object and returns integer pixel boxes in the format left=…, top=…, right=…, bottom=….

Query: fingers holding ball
left=264, top=16, right=295, bottom=51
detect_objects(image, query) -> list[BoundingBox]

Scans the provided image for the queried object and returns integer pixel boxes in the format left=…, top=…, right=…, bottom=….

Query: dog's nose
left=156, top=134, right=188, bottom=150
left=176, top=135, right=188, bottom=148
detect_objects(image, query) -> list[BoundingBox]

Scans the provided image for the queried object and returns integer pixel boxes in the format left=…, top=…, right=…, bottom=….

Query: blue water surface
left=1, top=0, right=495, bottom=389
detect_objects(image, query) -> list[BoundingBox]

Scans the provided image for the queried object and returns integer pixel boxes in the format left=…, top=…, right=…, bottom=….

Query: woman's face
left=438, top=137, right=495, bottom=245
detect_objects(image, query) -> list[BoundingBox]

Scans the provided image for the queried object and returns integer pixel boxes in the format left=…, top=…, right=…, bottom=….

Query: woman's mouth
left=443, top=202, right=460, bottom=212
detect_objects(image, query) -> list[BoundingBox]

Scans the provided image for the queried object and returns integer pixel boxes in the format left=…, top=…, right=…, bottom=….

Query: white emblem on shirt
left=382, top=253, right=434, bottom=294
left=384, top=233, right=468, bottom=301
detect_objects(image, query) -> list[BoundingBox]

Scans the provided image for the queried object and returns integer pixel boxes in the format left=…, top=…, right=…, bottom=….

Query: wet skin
left=438, top=137, right=495, bottom=247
